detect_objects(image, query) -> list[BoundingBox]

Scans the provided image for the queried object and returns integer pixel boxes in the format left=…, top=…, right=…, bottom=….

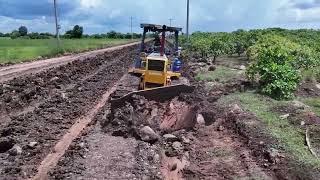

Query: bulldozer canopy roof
left=141, top=24, right=182, bottom=33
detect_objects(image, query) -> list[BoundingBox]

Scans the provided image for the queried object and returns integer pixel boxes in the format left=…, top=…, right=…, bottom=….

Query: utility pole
left=186, top=0, right=190, bottom=41
left=130, top=16, right=133, bottom=40
left=169, top=18, right=174, bottom=27
left=53, top=0, right=61, bottom=48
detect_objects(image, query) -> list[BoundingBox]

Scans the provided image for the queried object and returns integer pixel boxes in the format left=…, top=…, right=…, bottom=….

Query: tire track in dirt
left=0, top=44, right=139, bottom=179
left=33, top=76, right=125, bottom=180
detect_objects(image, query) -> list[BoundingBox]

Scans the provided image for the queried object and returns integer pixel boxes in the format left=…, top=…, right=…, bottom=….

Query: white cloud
left=2, top=0, right=320, bottom=34
left=0, top=16, right=51, bottom=33
left=79, top=0, right=103, bottom=9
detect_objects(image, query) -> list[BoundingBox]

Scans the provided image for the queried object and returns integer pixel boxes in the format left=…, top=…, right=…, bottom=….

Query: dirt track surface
left=0, top=43, right=139, bottom=179
left=0, top=41, right=140, bottom=83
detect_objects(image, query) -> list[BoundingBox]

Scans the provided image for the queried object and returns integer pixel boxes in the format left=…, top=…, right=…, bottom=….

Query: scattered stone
left=28, top=142, right=38, bottom=148
left=79, top=142, right=85, bottom=148
left=139, top=126, right=159, bottom=143
left=196, top=114, right=205, bottom=125
left=292, top=100, right=309, bottom=109
left=182, top=136, right=191, bottom=144
left=8, top=145, right=22, bottom=156
left=316, top=84, right=320, bottom=90
left=50, top=76, right=59, bottom=82
left=154, top=154, right=160, bottom=163
left=239, top=65, right=246, bottom=70
left=151, top=108, right=158, bottom=117
left=301, top=121, right=306, bottom=126
left=2, top=84, right=10, bottom=88
left=61, top=93, right=67, bottom=99
left=172, top=141, right=183, bottom=151
left=230, top=104, right=243, bottom=114
left=266, top=148, right=280, bottom=163
left=163, top=134, right=179, bottom=142
left=208, top=66, right=216, bottom=71
left=280, top=114, right=290, bottom=120
left=218, top=126, right=225, bottom=131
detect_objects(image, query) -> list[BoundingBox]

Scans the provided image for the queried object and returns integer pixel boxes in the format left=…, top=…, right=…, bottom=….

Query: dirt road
left=0, top=41, right=140, bottom=83
left=0, top=43, right=140, bottom=179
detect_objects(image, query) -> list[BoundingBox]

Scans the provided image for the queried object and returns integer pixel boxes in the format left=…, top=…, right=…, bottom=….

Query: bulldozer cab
left=142, top=53, right=170, bottom=89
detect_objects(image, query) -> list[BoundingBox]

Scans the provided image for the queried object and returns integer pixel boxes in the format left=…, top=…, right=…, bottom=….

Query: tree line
left=0, top=25, right=142, bottom=39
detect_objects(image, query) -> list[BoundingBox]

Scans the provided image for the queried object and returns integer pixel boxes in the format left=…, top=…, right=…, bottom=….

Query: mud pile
left=102, top=95, right=198, bottom=141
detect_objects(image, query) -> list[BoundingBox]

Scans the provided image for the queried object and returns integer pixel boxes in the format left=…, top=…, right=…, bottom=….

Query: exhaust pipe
left=160, top=25, right=166, bottom=56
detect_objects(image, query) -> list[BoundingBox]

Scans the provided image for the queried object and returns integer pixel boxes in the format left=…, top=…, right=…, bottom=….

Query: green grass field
left=0, top=38, right=136, bottom=64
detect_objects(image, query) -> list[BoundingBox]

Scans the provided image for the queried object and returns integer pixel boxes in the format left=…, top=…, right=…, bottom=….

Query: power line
left=53, top=0, right=61, bottom=48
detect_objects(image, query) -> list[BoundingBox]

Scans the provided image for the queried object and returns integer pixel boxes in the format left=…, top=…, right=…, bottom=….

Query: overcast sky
left=1, top=0, right=320, bottom=34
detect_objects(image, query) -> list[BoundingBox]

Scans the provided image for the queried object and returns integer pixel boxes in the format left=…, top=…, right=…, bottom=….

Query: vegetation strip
left=0, top=41, right=140, bottom=83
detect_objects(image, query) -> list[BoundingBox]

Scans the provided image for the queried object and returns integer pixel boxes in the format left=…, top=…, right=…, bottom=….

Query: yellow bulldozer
left=111, top=24, right=193, bottom=108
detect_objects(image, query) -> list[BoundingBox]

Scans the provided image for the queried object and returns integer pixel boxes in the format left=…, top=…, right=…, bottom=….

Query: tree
left=18, top=26, right=28, bottom=36
left=72, top=25, right=83, bottom=38
left=0, top=32, right=4, bottom=37
left=65, top=25, right=83, bottom=38
left=107, top=31, right=117, bottom=38
left=209, top=38, right=226, bottom=63
left=10, top=30, right=20, bottom=39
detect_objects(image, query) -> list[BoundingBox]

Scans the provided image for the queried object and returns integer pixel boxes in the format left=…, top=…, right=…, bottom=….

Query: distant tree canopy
left=18, top=26, right=28, bottom=36
left=65, top=25, right=84, bottom=38
left=10, top=30, right=20, bottom=39
left=3, top=24, right=141, bottom=40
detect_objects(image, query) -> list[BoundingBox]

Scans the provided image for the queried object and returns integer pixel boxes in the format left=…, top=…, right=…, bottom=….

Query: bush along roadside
left=246, top=35, right=319, bottom=100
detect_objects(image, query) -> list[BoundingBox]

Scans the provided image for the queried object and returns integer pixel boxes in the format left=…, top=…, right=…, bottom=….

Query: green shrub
left=247, top=35, right=316, bottom=99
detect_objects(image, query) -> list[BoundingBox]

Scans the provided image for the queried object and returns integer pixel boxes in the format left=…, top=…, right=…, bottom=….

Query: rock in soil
left=27, top=142, right=38, bottom=148
left=163, top=134, right=179, bottom=142
left=172, top=141, right=183, bottom=152
left=280, top=114, right=290, bottom=120
left=139, top=126, right=159, bottom=143
left=8, top=145, right=22, bottom=156
left=196, top=114, right=205, bottom=125
left=239, top=65, right=246, bottom=70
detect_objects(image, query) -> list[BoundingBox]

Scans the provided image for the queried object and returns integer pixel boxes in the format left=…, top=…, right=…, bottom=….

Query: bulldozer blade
left=110, top=84, right=195, bottom=109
